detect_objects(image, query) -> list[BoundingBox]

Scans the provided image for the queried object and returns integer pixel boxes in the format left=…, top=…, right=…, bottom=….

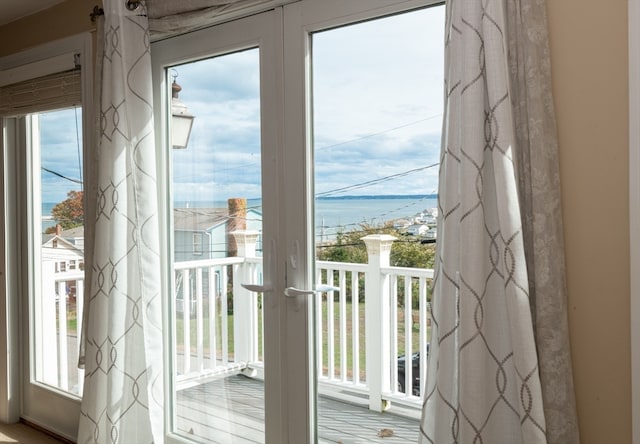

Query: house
left=173, top=207, right=262, bottom=261
left=392, top=218, right=411, bottom=230
left=406, top=223, right=428, bottom=236
left=41, top=226, right=85, bottom=301
left=42, top=226, right=85, bottom=275
left=0, top=0, right=632, bottom=443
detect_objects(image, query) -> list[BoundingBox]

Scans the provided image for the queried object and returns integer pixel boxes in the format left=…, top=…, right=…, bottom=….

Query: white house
left=173, top=207, right=263, bottom=262
left=406, top=224, right=428, bottom=236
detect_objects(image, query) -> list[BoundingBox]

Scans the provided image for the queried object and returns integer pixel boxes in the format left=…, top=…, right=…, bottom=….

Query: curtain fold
left=147, top=0, right=297, bottom=37
left=78, top=0, right=164, bottom=442
left=505, top=1, right=580, bottom=442
left=420, top=0, right=579, bottom=442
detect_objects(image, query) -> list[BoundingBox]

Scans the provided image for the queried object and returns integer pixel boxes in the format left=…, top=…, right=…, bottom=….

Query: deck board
left=176, top=374, right=420, bottom=443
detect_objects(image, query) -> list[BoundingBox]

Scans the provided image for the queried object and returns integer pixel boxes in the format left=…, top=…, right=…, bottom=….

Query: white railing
left=39, top=265, right=84, bottom=395
left=42, top=231, right=433, bottom=413
left=175, top=232, right=433, bottom=412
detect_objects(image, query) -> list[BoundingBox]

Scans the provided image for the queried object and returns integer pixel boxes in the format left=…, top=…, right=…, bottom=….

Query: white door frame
left=155, top=1, right=440, bottom=442
left=0, top=32, right=93, bottom=440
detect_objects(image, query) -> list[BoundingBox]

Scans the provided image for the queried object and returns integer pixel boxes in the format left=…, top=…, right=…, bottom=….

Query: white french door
left=0, top=35, right=92, bottom=440
left=152, top=1, right=441, bottom=442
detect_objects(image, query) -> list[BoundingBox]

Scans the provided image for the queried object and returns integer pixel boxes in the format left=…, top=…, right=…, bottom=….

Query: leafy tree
left=46, top=190, right=84, bottom=233
left=317, top=223, right=436, bottom=307
left=318, top=222, right=435, bottom=269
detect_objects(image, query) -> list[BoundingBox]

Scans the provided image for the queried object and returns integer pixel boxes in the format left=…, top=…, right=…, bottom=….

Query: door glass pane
left=311, top=6, right=444, bottom=442
left=168, top=49, right=265, bottom=443
left=32, top=107, right=85, bottom=396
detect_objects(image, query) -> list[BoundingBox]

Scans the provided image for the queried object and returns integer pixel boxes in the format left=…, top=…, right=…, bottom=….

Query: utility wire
left=315, top=115, right=442, bottom=151
left=316, top=163, right=439, bottom=197
left=41, top=167, right=83, bottom=185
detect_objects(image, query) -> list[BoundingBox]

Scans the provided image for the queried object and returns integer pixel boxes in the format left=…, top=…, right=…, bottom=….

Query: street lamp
left=171, top=76, right=194, bottom=149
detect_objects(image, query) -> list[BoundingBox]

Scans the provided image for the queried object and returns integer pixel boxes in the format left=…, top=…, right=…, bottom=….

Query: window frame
left=0, top=32, right=93, bottom=439
left=152, top=1, right=441, bottom=442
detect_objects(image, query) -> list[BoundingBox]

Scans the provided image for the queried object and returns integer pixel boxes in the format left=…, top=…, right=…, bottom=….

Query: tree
left=317, top=222, right=435, bottom=269
left=46, top=190, right=84, bottom=233
left=317, top=223, right=436, bottom=306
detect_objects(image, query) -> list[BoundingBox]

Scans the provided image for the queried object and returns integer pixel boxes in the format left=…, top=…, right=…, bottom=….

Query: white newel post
left=362, top=234, right=396, bottom=412
left=232, top=230, right=260, bottom=367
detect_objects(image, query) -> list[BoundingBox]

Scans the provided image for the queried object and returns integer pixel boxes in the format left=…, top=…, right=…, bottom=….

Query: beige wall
left=547, top=1, right=631, bottom=442
left=0, top=0, right=97, bottom=57
left=0, top=0, right=633, bottom=442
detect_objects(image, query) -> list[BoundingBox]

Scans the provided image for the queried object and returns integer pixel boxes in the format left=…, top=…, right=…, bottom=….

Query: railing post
left=362, top=234, right=396, bottom=412
left=232, top=230, right=260, bottom=367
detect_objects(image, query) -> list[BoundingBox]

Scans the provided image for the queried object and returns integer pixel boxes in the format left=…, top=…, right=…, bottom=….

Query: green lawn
left=175, top=298, right=427, bottom=382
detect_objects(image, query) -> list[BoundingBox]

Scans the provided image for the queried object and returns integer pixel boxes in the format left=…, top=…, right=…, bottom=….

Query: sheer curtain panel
left=420, top=0, right=581, bottom=442
left=78, top=1, right=164, bottom=443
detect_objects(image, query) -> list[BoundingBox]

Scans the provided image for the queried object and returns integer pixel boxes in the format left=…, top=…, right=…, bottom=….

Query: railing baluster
left=404, top=275, right=413, bottom=396
left=57, top=280, right=68, bottom=391
left=316, top=268, right=324, bottom=378
left=209, top=266, right=217, bottom=371
left=195, top=267, right=204, bottom=371
left=339, top=270, right=347, bottom=382
left=390, top=275, right=398, bottom=393
left=327, top=268, right=335, bottom=381
left=76, top=278, right=84, bottom=396
left=221, top=265, right=229, bottom=365
left=351, top=271, right=360, bottom=385
left=420, top=277, right=429, bottom=398
left=181, top=268, right=191, bottom=375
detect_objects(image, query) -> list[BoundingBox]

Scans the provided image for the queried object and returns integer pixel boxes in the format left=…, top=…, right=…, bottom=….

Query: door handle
left=241, top=239, right=275, bottom=300
left=241, top=283, right=273, bottom=293
left=284, top=284, right=339, bottom=297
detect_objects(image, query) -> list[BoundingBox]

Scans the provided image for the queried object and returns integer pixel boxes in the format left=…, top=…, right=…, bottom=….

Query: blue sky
left=40, top=4, right=445, bottom=205
left=40, top=108, right=84, bottom=203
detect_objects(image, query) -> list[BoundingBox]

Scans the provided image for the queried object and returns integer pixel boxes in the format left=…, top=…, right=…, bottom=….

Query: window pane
left=311, top=6, right=444, bottom=440
left=169, top=49, right=265, bottom=443
left=33, top=107, right=85, bottom=396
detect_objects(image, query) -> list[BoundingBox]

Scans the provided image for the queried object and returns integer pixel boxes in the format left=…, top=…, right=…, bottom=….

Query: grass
left=175, top=297, right=427, bottom=382
left=318, top=299, right=423, bottom=381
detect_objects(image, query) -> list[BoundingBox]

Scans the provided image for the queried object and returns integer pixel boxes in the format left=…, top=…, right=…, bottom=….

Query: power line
left=315, top=114, right=442, bottom=151
left=316, top=163, right=439, bottom=197
left=41, top=167, right=82, bottom=185
left=172, top=115, right=442, bottom=182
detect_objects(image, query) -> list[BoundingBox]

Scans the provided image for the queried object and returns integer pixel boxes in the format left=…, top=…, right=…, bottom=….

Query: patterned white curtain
left=420, top=1, right=549, bottom=442
left=78, top=1, right=164, bottom=442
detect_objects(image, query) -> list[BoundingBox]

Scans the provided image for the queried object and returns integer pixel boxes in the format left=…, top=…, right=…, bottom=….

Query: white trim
left=0, top=34, right=86, bottom=72
left=0, top=32, right=92, bottom=438
left=0, top=53, right=76, bottom=87
left=152, top=1, right=441, bottom=442
left=630, top=0, right=640, bottom=443
left=0, top=117, right=20, bottom=424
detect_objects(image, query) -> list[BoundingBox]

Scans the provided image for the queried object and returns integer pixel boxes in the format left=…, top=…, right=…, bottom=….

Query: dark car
left=397, top=352, right=421, bottom=395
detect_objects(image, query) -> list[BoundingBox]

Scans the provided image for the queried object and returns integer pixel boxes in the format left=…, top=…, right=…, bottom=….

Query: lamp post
left=171, top=77, right=194, bottom=149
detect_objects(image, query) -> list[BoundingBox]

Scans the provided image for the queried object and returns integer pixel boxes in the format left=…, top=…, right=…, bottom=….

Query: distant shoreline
left=315, top=194, right=437, bottom=201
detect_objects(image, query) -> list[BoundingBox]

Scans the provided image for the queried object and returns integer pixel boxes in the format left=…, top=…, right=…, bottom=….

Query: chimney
left=227, top=198, right=247, bottom=257
left=55, top=224, right=62, bottom=236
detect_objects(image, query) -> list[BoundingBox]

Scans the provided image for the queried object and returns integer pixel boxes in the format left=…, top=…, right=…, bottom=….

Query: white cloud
left=39, top=4, right=445, bottom=207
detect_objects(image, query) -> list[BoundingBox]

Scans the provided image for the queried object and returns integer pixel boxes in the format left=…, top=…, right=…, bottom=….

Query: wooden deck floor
left=176, top=374, right=421, bottom=443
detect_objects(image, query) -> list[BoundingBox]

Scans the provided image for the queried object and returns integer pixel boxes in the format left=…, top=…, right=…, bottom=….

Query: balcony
left=44, top=232, right=432, bottom=442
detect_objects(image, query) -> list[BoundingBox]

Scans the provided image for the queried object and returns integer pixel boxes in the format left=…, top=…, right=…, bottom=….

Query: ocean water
left=44, top=195, right=438, bottom=239
left=176, top=195, right=438, bottom=240
left=314, top=195, right=437, bottom=236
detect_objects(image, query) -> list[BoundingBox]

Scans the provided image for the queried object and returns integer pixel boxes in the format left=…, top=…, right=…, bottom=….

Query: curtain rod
left=90, top=1, right=143, bottom=22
